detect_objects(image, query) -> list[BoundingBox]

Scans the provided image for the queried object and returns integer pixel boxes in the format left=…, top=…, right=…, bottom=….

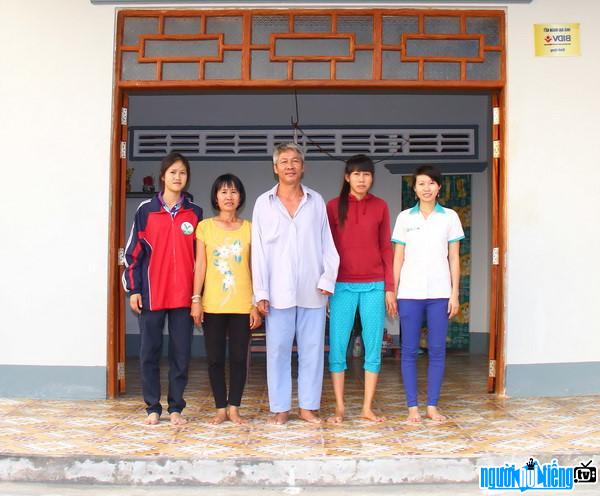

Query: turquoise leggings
left=328, top=282, right=385, bottom=373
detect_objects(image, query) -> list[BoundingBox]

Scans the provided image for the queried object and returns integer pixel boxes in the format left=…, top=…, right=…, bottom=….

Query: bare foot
left=210, top=408, right=228, bottom=425
left=170, top=412, right=187, bottom=425
left=227, top=406, right=247, bottom=425
left=267, top=412, right=289, bottom=425
left=426, top=405, right=446, bottom=422
left=298, top=408, right=322, bottom=424
left=361, top=408, right=386, bottom=422
left=406, top=406, right=422, bottom=423
left=327, top=407, right=345, bottom=424
left=145, top=412, right=160, bottom=425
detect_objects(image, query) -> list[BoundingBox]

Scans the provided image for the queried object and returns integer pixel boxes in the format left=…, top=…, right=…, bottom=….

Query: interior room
left=122, top=89, right=492, bottom=393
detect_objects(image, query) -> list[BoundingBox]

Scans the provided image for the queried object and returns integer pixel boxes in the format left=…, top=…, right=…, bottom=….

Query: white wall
left=504, top=0, right=600, bottom=365
left=0, top=1, right=115, bottom=366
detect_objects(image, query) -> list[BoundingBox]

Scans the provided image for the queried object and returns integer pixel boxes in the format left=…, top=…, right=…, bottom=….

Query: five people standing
left=123, top=147, right=463, bottom=426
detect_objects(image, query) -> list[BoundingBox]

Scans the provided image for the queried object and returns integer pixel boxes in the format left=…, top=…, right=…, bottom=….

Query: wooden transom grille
left=117, top=9, right=505, bottom=87
left=128, top=126, right=476, bottom=161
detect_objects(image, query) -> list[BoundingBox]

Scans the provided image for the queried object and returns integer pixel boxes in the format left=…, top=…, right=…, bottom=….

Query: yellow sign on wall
left=534, top=23, right=580, bottom=57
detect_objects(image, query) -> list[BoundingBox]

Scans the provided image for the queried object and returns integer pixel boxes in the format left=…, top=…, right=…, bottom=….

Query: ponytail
left=338, top=180, right=351, bottom=227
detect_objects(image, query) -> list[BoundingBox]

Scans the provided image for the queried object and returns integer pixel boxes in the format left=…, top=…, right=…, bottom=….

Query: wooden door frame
left=107, top=85, right=127, bottom=398
left=490, top=88, right=506, bottom=395
left=106, top=8, right=508, bottom=398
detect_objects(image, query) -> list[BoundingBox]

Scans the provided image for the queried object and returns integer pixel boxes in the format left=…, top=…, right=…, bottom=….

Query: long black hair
left=338, top=154, right=375, bottom=227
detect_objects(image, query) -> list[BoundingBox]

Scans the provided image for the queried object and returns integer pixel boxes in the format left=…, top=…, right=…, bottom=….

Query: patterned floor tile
left=0, top=354, right=598, bottom=459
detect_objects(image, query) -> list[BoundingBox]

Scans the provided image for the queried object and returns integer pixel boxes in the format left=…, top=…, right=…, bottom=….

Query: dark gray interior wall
left=128, top=90, right=489, bottom=167
left=124, top=91, right=491, bottom=350
left=126, top=91, right=491, bottom=207
left=129, top=90, right=489, bottom=127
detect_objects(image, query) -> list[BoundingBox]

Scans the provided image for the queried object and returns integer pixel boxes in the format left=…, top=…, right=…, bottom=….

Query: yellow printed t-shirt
left=196, top=218, right=253, bottom=314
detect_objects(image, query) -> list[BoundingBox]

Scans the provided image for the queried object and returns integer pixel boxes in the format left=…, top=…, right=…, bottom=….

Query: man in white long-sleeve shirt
left=252, top=142, right=340, bottom=424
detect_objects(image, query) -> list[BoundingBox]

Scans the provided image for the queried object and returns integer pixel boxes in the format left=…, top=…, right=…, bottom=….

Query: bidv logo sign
left=479, top=458, right=597, bottom=492
left=534, top=23, right=580, bottom=57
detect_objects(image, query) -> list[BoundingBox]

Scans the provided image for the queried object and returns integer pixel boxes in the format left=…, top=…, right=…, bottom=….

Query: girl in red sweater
left=326, top=155, right=397, bottom=423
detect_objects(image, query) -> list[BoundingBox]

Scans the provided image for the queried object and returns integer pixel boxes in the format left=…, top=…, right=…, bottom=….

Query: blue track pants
left=328, top=282, right=385, bottom=373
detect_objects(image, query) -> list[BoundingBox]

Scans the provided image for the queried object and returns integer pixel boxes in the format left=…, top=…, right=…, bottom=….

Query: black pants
left=139, top=307, right=193, bottom=416
left=203, top=313, right=250, bottom=408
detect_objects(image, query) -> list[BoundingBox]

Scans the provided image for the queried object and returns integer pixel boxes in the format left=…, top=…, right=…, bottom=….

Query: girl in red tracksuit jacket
left=326, top=154, right=396, bottom=424
left=123, top=152, right=202, bottom=425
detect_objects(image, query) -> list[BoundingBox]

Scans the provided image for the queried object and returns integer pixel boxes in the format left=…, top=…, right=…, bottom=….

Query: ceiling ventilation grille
left=129, top=126, right=476, bottom=161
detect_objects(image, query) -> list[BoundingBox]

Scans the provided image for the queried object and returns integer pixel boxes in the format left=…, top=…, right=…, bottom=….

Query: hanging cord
left=290, top=91, right=411, bottom=165
left=292, top=90, right=300, bottom=144
left=291, top=90, right=341, bottom=161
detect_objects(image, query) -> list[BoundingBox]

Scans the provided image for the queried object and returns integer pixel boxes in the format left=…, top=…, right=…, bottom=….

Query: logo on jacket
left=180, top=222, right=194, bottom=235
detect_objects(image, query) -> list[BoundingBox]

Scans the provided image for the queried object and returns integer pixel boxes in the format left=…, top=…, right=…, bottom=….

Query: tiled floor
left=1, top=353, right=599, bottom=459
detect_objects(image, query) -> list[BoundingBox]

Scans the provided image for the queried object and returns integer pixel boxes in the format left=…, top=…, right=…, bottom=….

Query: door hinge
left=488, top=359, right=496, bottom=378
left=120, top=141, right=127, bottom=159
left=118, top=247, right=125, bottom=266
left=117, top=362, right=125, bottom=381
left=493, top=140, right=501, bottom=159
left=492, top=247, right=500, bottom=266
left=493, top=107, right=500, bottom=126
left=120, top=107, right=128, bottom=126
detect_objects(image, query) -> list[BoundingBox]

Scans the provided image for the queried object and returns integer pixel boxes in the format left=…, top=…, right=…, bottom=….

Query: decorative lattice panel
left=117, top=10, right=505, bottom=86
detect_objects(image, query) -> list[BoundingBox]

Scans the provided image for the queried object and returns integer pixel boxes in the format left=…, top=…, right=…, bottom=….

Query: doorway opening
left=107, top=8, right=507, bottom=398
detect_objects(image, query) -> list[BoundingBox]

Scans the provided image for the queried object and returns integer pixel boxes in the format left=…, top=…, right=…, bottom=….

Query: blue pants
left=328, top=282, right=385, bottom=373
left=138, top=307, right=193, bottom=416
left=266, top=306, right=326, bottom=413
left=398, top=298, right=449, bottom=407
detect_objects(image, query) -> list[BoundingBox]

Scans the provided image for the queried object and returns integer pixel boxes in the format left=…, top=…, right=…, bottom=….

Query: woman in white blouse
left=392, top=165, right=464, bottom=423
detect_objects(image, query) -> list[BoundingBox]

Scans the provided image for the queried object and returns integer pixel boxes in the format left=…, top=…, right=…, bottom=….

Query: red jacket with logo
left=122, top=195, right=203, bottom=311
left=326, top=194, right=394, bottom=292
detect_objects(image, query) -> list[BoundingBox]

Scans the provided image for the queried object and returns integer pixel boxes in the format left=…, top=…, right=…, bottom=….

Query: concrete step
left=2, top=453, right=599, bottom=488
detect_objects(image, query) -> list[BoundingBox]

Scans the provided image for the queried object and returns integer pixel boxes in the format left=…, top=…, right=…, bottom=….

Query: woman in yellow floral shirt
left=191, top=174, right=262, bottom=424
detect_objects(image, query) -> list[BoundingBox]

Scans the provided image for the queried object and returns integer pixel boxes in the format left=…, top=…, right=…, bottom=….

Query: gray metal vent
left=129, top=126, right=476, bottom=161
